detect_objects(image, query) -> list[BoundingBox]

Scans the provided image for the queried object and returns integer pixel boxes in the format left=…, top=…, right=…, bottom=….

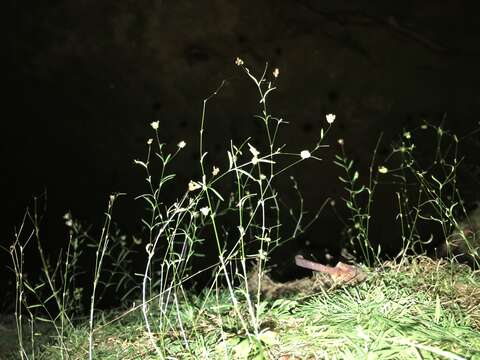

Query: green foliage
left=7, top=61, right=480, bottom=359
left=333, top=136, right=383, bottom=266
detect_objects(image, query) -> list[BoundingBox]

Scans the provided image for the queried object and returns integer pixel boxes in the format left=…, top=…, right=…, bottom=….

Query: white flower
left=403, top=131, right=411, bottom=139
left=273, top=68, right=280, bottom=78
left=200, top=206, right=210, bottom=216
left=300, top=150, right=311, bottom=159
left=258, top=249, right=267, bottom=260
left=212, top=166, right=220, bottom=176
left=378, top=166, right=388, bottom=174
left=147, top=138, right=153, bottom=145
left=251, top=156, right=259, bottom=165
left=337, top=138, right=344, bottom=145
left=326, top=113, right=336, bottom=124
left=235, top=57, right=244, bottom=66
left=188, top=180, right=201, bottom=192
left=177, top=140, right=186, bottom=148
left=150, top=121, right=159, bottom=130
left=260, top=174, right=266, bottom=180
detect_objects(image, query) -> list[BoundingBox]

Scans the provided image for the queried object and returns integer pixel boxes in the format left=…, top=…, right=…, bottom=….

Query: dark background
left=3, top=0, right=480, bottom=309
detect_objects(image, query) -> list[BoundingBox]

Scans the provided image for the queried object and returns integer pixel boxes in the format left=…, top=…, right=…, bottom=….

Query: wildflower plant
left=381, top=121, right=480, bottom=267
left=333, top=135, right=383, bottom=267
left=334, top=117, right=479, bottom=269
left=132, top=59, right=334, bottom=357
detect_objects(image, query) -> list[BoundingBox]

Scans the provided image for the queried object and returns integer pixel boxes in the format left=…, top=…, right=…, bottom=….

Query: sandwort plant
left=134, top=60, right=334, bottom=357
left=380, top=121, right=480, bottom=268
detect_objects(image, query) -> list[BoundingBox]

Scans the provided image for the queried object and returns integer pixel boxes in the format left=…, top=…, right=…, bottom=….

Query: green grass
left=5, top=257, right=479, bottom=359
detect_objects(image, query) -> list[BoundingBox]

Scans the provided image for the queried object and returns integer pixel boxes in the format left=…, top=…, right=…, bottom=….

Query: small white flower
left=326, top=113, right=336, bottom=124
left=300, top=150, right=311, bottom=159
left=147, top=138, right=153, bottom=145
left=273, top=68, right=280, bottom=78
left=258, top=249, right=267, bottom=260
left=403, top=131, right=411, bottom=139
left=200, top=206, right=210, bottom=216
left=212, top=166, right=220, bottom=176
left=337, top=138, right=344, bottom=145
left=177, top=140, right=187, bottom=148
left=150, top=121, right=159, bottom=130
left=260, top=174, right=266, bottom=180
left=235, top=57, right=244, bottom=66
left=378, top=166, right=389, bottom=174
left=188, top=180, right=201, bottom=192
left=251, top=156, right=259, bottom=165
left=353, top=171, right=359, bottom=181
left=420, top=124, right=428, bottom=130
